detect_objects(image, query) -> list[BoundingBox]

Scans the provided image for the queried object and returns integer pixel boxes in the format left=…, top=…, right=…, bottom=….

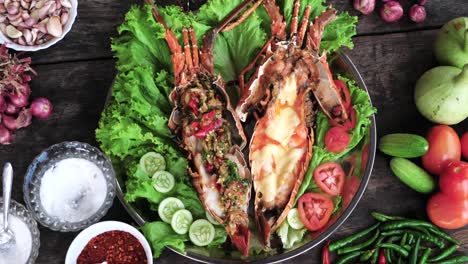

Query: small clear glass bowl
left=23, top=141, right=116, bottom=232
left=0, top=198, right=40, bottom=264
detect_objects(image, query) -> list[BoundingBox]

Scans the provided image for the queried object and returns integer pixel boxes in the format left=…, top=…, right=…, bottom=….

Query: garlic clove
left=0, top=14, right=6, bottom=23
left=0, top=3, right=5, bottom=13
left=32, top=21, right=46, bottom=33
left=22, top=28, right=31, bottom=42
left=60, top=10, right=67, bottom=24
left=9, top=17, right=22, bottom=26
left=6, top=3, right=18, bottom=15
left=3, top=0, right=10, bottom=8
left=24, top=17, right=35, bottom=26
left=6, top=24, right=22, bottom=38
left=30, top=27, right=37, bottom=42
left=20, top=0, right=29, bottom=9
left=48, top=1, right=55, bottom=13
left=46, top=15, right=60, bottom=37
left=59, top=0, right=70, bottom=8
left=34, top=0, right=44, bottom=8
left=0, top=23, right=6, bottom=34
left=17, top=36, right=25, bottom=45
left=29, top=0, right=35, bottom=9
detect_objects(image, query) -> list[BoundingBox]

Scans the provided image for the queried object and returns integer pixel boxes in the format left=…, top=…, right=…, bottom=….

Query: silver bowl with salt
left=23, top=141, right=116, bottom=232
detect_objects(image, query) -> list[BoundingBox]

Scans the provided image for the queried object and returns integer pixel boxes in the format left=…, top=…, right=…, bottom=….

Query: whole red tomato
left=440, top=161, right=468, bottom=199
left=422, top=125, right=461, bottom=175
left=461, top=132, right=468, bottom=160
left=427, top=192, right=468, bottom=229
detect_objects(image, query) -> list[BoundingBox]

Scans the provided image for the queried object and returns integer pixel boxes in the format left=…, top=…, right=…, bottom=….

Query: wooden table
left=0, top=0, right=467, bottom=263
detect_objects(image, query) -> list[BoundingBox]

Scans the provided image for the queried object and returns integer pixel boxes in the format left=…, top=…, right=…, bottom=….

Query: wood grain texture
left=26, top=0, right=468, bottom=64
left=0, top=1, right=467, bottom=264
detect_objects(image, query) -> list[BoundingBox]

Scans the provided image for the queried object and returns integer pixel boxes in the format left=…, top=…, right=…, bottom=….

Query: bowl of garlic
left=0, top=0, right=77, bottom=51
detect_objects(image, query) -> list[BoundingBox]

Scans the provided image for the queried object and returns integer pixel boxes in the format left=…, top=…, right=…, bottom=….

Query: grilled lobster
left=233, top=0, right=349, bottom=245
left=144, top=0, right=255, bottom=255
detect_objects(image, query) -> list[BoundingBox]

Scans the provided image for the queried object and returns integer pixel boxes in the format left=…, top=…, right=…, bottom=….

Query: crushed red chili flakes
left=77, top=230, right=147, bottom=264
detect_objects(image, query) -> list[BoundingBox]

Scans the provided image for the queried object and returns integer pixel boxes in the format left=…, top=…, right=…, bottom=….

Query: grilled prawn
left=144, top=0, right=254, bottom=255
left=233, top=0, right=348, bottom=245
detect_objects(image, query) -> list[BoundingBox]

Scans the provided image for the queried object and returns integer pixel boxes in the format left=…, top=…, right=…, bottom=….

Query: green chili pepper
left=329, top=223, right=380, bottom=251
left=384, top=248, right=393, bottom=263
left=381, top=230, right=444, bottom=248
left=371, top=212, right=405, bottom=222
left=381, top=220, right=434, bottom=231
left=337, top=230, right=380, bottom=255
left=335, top=251, right=363, bottom=264
left=419, top=248, right=432, bottom=264
left=400, top=233, right=408, bottom=246
left=428, top=228, right=460, bottom=245
left=360, top=249, right=376, bottom=262
left=408, top=234, right=414, bottom=245
left=410, top=237, right=421, bottom=264
left=371, top=249, right=379, bottom=264
left=433, top=256, right=468, bottom=264
left=379, top=243, right=410, bottom=257
left=430, top=244, right=459, bottom=262
left=387, top=236, right=401, bottom=243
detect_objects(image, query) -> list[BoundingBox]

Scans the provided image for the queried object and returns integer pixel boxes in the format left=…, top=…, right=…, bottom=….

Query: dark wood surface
left=0, top=0, right=467, bottom=263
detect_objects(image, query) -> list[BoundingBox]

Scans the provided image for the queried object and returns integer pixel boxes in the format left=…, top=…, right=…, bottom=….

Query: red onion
left=0, top=125, right=12, bottom=144
left=380, top=1, right=404, bottom=22
left=8, top=93, right=29, bottom=108
left=5, top=104, right=20, bottom=115
left=2, top=115, right=16, bottom=131
left=0, top=96, right=6, bottom=112
left=409, top=4, right=426, bottom=23
left=418, top=0, right=427, bottom=5
left=353, top=0, right=375, bottom=15
left=31, top=98, right=53, bottom=119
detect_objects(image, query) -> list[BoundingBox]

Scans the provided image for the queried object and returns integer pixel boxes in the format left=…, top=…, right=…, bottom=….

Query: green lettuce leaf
left=276, top=221, right=307, bottom=249
left=141, top=221, right=188, bottom=258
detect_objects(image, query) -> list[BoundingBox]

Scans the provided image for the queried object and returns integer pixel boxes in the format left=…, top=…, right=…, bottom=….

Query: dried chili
left=77, top=230, right=147, bottom=264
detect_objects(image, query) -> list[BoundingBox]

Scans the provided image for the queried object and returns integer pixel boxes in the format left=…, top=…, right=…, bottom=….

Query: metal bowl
left=113, top=51, right=377, bottom=263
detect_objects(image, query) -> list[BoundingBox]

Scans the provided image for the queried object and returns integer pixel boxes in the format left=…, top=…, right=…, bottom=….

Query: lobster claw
left=226, top=211, right=251, bottom=256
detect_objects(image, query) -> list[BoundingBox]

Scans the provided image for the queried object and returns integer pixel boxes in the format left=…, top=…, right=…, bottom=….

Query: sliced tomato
left=325, top=127, right=351, bottom=153
left=314, top=162, right=345, bottom=196
left=297, top=193, right=334, bottom=231
left=361, top=144, right=369, bottom=172
left=342, top=176, right=360, bottom=208
left=329, top=107, right=357, bottom=131
left=334, top=79, right=351, bottom=111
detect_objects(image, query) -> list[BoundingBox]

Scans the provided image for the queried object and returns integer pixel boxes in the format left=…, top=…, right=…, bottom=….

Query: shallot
left=380, top=1, right=403, bottom=22
left=353, top=0, right=375, bottom=15
left=409, top=4, right=426, bottom=23
left=31, top=97, right=52, bottom=119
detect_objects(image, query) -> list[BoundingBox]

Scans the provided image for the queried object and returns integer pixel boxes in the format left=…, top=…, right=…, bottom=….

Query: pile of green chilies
left=324, top=212, right=467, bottom=264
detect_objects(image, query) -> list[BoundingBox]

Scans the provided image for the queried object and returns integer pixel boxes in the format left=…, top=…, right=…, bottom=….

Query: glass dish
left=0, top=198, right=40, bottom=264
left=23, top=141, right=116, bottom=232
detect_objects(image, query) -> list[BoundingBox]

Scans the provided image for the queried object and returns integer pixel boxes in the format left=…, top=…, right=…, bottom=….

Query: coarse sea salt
left=39, top=158, right=107, bottom=223
left=0, top=214, right=32, bottom=264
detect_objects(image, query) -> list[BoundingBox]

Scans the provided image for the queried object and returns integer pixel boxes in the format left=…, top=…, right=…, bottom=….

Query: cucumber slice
left=189, top=219, right=215, bottom=246
left=205, top=211, right=220, bottom=226
left=171, top=209, right=193, bottom=235
left=152, top=171, right=175, bottom=193
left=158, top=197, right=184, bottom=223
left=287, top=208, right=304, bottom=230
left=140, top=152, right=166, bottom=175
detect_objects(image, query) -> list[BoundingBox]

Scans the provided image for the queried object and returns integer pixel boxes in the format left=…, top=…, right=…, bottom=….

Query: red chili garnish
left=322, top=241, right=330, bottom=264
left=194, top=119, right=224, bottom=139
left=203, top=110, right=216, bottom=121
left=378, top=249, right=386, bottom=264
left=191, top=121, right=199, bottom=129
left=205, top=163, right=214, bottom=173
left=77, top=230, right=147, bottom=264
left=215, top=181, right=222, bottom=192
left=188, top=99, right=199, bottom=116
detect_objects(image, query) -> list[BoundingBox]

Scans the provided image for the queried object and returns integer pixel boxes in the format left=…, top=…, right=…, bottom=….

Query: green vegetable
left=371, top=211, right=405, bottom=222
left=381, top=230, right=445, bottom=248
left=329, top=223, right=380, bottom=251
left=430, top=244, right=459, bottom=262
left=189, top=219, right=216, bottom=246
left=379, top=133, right=429, bottom=158
left=336, top=251, right=363, bottom=264
left=171, top=209, right=193, bottom=235
left=152, top=171, right=175, bottom=193
left=140, top=152, right=166, bottom=175
left=389, top=158, right=435, bottom=193
left=427, top=228, right=460, bottom=245
left=287, top=208, right=304, bottom=230
left=276, top=220, right=307, bottom=249
left=337, top=230, right=380, bottom=255
left=380, top=243, right=410, bottom=257
left=141, top=221, right=188, bottom=258
left=419, top=248, right=431, bottom=264
left=158, top=197, right=184, bottom=223
left=414, top=65, right=468, bottom=125
left=433, top=256, right=468, bottom=264
left=434, top=17, right=468, bottom=69
left=205, top=211, right=220, bottom=226
left=409, top=237, right=421, bottom=264
left=380, top=220, right=435, bottom=231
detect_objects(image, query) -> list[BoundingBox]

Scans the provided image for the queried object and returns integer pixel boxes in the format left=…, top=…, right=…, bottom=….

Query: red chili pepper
left=188, top=99, right=199, bottom=116
left=203, top=110, right=216, bottom=121
left=378, top=249, right=386, bottom=264
left=194, top=120, right=223, bottom=139
left=191, top=121, right=199, bottom=129
left=322, top=241, right=330, bottom=264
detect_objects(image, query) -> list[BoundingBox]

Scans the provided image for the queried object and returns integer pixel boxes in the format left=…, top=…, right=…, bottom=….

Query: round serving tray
left=111, top=51, right=377, bottom=263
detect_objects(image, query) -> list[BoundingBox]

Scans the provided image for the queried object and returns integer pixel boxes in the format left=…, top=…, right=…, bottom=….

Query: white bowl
left=0, top=0, right=78, bottom=51
left=65, top=221, right=153, bottom=264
